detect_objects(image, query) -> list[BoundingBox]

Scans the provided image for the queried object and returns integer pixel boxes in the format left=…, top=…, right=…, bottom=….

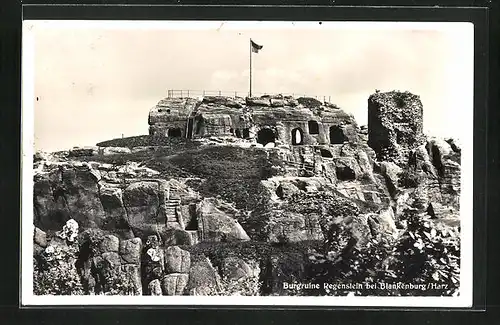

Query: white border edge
left=20, top=20, right=475, bottom=308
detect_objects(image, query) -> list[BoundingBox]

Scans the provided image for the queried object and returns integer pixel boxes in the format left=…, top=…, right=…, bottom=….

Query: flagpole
left=249, top=38, right=252, bottom=98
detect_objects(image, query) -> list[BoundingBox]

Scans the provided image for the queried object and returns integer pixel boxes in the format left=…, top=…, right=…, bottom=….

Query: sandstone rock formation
left=32, top=91, right=461, bottom=297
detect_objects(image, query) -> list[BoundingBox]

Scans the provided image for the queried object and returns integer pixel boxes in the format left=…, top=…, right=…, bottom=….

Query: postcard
left=21, top=20, right=473, bottom=307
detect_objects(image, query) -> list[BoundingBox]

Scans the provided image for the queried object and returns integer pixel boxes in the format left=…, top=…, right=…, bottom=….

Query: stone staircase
left=165, top=198, right=181, bottom=224
left=162, top=182, right=184, bottom=229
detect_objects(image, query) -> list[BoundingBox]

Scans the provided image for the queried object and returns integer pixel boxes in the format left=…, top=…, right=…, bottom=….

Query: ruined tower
left=367, top=91, right=425, bottom=164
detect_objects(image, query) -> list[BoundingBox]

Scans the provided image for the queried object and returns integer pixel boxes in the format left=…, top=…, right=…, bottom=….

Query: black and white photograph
left=21, top=20, right=473, bottom=307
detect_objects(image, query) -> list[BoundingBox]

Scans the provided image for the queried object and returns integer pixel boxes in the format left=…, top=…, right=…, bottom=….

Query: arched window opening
left=257, top=129, right=276, bottom=146
left=243, top=128, right=250, bottom=139
left=195, top=116, right=204, bottom=135
left=330, top=126, right=347, bottom=144
left=308, top=120, right=319, bottom=134
left=168, top=128, right=182, bottom=137
left=235, top=129, right=242, bottom=138
left=187, top=118, right=194, bottom=139
left=291, top=128, right=303, bottom=145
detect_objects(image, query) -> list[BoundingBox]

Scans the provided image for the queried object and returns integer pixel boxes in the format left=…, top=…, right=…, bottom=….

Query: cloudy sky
left=25, top=21, right=474, bottom=152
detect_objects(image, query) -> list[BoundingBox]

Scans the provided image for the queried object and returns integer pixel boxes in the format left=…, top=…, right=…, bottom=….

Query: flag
left=251, top=40, right=263, bottom=53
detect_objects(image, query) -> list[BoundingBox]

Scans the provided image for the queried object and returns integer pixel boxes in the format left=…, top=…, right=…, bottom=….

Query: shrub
left=33, top=243, right=84, bottom=295
left=100, top=267, right=138, bottom=296
left=304, top=208, right=460, bottom=297
left=386, top=209, right=460, bottom=296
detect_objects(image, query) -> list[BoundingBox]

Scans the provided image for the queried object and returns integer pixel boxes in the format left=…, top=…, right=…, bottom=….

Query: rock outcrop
left=32, top=91, right=461, bottom=297
left=368, top=91, right=425, bottom=165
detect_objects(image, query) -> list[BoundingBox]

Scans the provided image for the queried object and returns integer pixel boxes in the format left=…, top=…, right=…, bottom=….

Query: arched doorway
left=168, top=128, right=182, bottom=137
left=308, top=120, right=319, bottom=134
left=291, top=128, right=303, bottom=145
left=329, top=126, right=346, bottom=144
left=257, top=129, right=276, bottom=146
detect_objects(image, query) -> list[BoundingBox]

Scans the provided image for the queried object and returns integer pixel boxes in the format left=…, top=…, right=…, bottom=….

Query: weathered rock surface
left=196, top=198, right=250, bottom=242
left=148, top=279, right=163, bottom=296
left=186, top=257, right=220, bottom=295
left=100, top=234, right=120, bottom=252
left=220, top=257, right=260, bottom=281
left=33, top=227, right=47, bottom=247
left=162, top=273, right=189, bottom=295
left=367, top=207, right=398, bottom=240
left=32, top=91, right=461, bottom=296
left=119, top=238, right=142, bottom=264
left=164, top=246, right=191, bottom=274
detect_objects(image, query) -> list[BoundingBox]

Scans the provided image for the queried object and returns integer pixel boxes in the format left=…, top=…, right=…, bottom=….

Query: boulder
left=33, top=227, right=47, bottom=247
left=267, top=212, right=323, bottom=243
left=367, top=207, right=398, bottom=240
left=119, top=264, right=142, bottom=295
left=187, top=257, right=220, bottom=295
left=34, top=163, right=106, bottom=230
left=99, top=187, right=127, bottom=225
left=357, top=150, right=374, bottom=180
left=99, top=234, right=119, bottom=253
left=164, top=246, right=191, bottom=274
left=148, top=279, right=163, bottom=296
left=196, top=198, right=250, bottom=242
left=162, top=229, right=195, bottom=247
left=122, top=181, right=166, bottom=237
left=162, top=273, right=189, bottom=296
left=379, top=161, right=403, bottom=195
left=119, top=238, right=142, bottom=265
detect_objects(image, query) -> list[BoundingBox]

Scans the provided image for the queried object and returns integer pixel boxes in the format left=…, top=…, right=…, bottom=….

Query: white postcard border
left=21, top=20, right=474, bottom=308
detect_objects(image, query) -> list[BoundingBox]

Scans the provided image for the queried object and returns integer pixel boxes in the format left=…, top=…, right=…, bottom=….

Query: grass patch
left=96, top=135, right=198, bottom=149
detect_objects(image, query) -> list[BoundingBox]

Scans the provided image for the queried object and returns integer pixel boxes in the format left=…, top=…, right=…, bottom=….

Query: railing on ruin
left=166, top=89, right=333, bottom=102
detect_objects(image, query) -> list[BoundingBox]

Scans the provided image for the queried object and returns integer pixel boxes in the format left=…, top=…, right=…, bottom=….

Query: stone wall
left=148, top=95, right=357, bottom=146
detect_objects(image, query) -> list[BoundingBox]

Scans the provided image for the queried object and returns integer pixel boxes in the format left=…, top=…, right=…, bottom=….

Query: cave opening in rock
left=185, top=204, right=199, bottom=230
left=291, top=128, right=303, bottom=145
left=257, top=128, right=276, bottom=146
left=330, top=126, right=347, bottom=144
left=320, top=149, right=333, bottom=158
left=243, top=128, right=250, bottom=139
left=336, top=165, right=356, bottom=181
left=168, top=128, right=182, bottom=137
left=185, top=216, right=199, bottom=231
left=308, top=120, right=319, bottom=134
